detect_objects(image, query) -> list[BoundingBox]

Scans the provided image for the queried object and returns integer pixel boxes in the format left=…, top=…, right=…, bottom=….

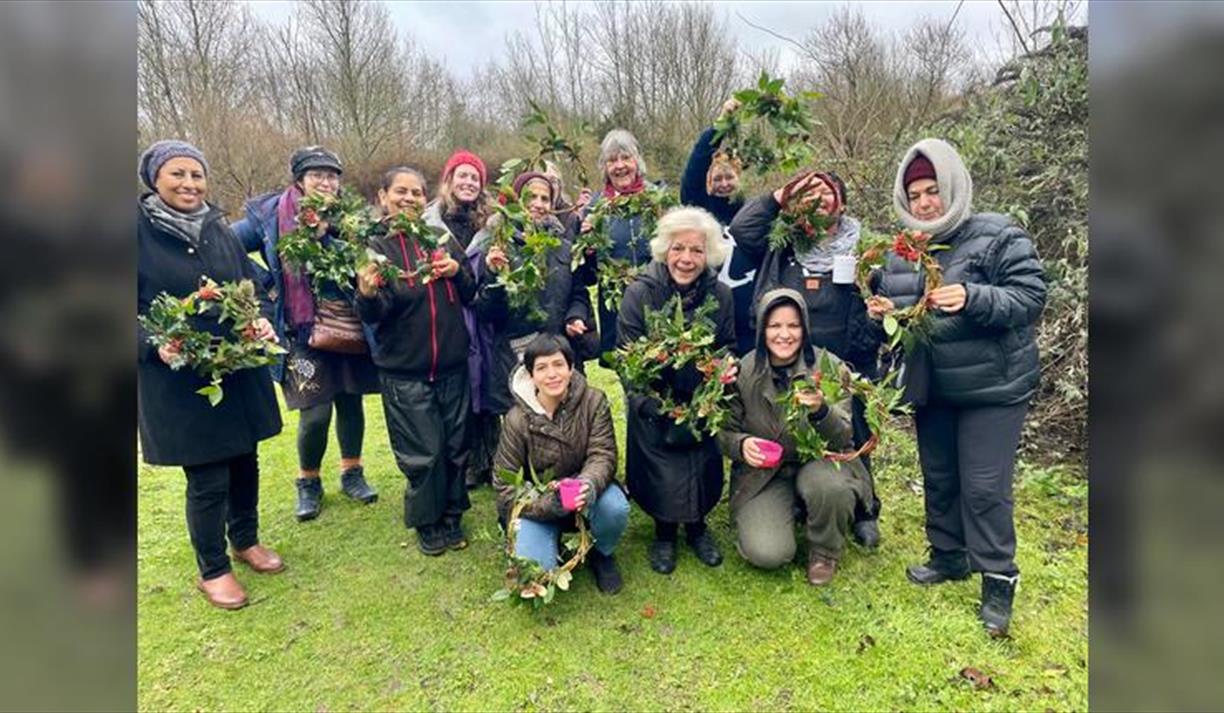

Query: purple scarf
left=276, top=185, right=317, bottom=328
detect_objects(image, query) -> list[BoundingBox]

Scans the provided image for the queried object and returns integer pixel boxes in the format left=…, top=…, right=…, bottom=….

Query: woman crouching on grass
left=356, top=166, right=476, bottom=557
left=717, top=288, right=873, bottom=586
left=492, top=334, right=628, bottom=594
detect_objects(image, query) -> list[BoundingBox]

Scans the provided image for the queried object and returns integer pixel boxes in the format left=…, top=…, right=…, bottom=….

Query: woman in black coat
left=872, top=138, right=1047, bottom=637
left=137, top=140, right=285, bottom=610
left=617, top=206, right=736, bottom=575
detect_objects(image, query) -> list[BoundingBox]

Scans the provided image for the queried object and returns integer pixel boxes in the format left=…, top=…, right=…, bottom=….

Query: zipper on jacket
left=414, top=242, right=441, bottom=382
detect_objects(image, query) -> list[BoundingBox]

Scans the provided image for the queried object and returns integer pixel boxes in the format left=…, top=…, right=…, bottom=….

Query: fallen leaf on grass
left=960, top=667, right=995, bottom=690
left=641, top=604, right=657, bottom=619
left=1043, top=664, right=1068, bottom=677
left=1076, top=533, right=1088, bottom=546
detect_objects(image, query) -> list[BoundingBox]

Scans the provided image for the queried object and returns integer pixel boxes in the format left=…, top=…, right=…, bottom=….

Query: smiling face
left=379, top=172, right=427, bottom=217
left=450, top=164, right=482, bottom=203
left=300, top=168, right=340, bottom=197
left=154, top=156, right=207, bottom=212
left=708, top=164, right=740, bottom=197
left=764, top=303, right=804, bottom=365
left=523, top=179, right=553, bottom=224
left=530, top=351, right=572, bottom=401
left=605, top=151, right=639, bottom=191
left=665, top=229, right=708, bottom=287
left=906, top=178, right=945, bottom=221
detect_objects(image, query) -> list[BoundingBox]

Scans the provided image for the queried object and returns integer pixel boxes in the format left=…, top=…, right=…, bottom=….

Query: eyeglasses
left=305, top=170, right=340, bottom=183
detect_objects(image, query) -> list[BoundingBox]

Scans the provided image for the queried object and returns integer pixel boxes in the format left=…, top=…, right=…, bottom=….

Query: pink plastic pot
left=558, top=478, right=584, bottom=511
left=757, top=439, right=784, bottom=468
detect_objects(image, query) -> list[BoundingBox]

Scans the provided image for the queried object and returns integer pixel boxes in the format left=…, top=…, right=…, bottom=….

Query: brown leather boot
left=806, top=552, right=838, bottom=586
left=197, top=572, right=248, bottom=610
left=232, top=544, right=285, bottom=574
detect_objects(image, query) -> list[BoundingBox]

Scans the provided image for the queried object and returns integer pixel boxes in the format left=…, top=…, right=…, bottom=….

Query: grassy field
left=138, top=364, right=1087, bottom=711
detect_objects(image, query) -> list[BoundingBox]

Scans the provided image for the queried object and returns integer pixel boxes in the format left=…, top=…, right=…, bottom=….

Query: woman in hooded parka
left=871, top=138, right=1047, bottom=637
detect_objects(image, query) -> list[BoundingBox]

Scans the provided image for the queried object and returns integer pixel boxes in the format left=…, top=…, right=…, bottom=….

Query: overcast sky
left=248, top=1, right=1088, bottom=80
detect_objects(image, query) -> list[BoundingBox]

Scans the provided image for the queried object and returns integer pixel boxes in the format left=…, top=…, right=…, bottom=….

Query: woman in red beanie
left=421, top=150, right=500, bottom=489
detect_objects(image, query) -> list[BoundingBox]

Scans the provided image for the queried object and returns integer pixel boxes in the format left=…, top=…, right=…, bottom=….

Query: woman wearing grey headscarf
left=137, top=140, right=285, bottom=610
left=871, top=138, right=1047, bottom=638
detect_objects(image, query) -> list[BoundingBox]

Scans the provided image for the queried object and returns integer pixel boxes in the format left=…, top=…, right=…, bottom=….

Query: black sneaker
left=852, top=519, right=881, bottom=549
left=587, top=549, right=623, bottom=594
left=442, top=516, right=468, bottom=550
left=340, top=466, right=378, bottom=504
left=906, top=549, right=971, bottom=585
left=295, top=477, right=323, bottom=521
left=979, top=573, right=1019, bottom=637
left=686, top=530, right=724, bottom=567
left=648, top=539, right=677, bottom=575
left=416, top=525, right=448, bottom=556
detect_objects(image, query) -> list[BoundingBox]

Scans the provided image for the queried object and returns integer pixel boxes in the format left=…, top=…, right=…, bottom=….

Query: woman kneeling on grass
left=717, top=289, right=873, bottom=586
left=492, top=334, right=628, bottom=594
left=356, top=166, right=477, bottom=557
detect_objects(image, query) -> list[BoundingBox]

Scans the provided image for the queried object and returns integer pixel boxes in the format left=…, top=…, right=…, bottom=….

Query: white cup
left=832, top=254, right=856, bottom=284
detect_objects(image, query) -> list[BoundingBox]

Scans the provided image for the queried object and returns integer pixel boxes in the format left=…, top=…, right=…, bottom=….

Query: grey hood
left=892, top=138, right=974, bottom=239
left=751, top=287, right=816, bottom=373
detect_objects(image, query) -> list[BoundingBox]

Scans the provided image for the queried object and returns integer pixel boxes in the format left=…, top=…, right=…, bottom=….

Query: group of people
left=137, top=99, right=1046, bottom=638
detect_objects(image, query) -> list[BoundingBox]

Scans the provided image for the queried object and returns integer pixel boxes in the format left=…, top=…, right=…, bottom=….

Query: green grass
left=138, top=364, right=1087, bottom=711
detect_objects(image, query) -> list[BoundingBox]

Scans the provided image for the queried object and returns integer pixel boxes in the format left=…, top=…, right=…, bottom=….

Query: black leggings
left=297, top=393, right=365, bottom=471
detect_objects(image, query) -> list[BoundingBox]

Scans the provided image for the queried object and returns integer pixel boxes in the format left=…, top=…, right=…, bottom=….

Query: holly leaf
left=197, top=383, right=223, bottom=407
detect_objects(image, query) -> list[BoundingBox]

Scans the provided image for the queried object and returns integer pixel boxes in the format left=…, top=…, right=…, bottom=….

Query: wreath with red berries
left=139, top=277, right=287, bottom=405
left=614, top=293, right=737, bottom=438
left=855, top=228, right=948, bottom=349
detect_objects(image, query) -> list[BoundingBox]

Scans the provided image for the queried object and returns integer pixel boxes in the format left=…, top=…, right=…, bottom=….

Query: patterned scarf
left=794, top=215, right=862, bottom=274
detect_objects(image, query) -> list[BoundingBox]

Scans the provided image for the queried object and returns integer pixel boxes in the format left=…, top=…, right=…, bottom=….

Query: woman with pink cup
left=492, top=334, right=629, bottom=594
left=717, top=288, right=873, bottom=586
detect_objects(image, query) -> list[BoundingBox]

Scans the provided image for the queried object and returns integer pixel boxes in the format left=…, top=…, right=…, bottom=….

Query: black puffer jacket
left=876, top=212, right=1046, bottom=406
left=728, top=194, right=883, bottom=377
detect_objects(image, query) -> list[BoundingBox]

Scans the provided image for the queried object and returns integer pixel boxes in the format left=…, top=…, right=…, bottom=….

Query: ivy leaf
left=883, top=314, right=899, bottom=337
left=490, top=589, right=511, bottom=602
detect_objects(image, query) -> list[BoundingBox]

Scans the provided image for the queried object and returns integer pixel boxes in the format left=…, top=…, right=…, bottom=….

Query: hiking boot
left=979, top=572, right=1019, bottom=638
left=906, top=549, right=971, bottom=585
left=416, top=524, right=448, bottom=557
left=587, top=549, right=623, bottom=594
left=806, top=551, right=838, bottom=586
left=648, top=539, right=677, bottom=575
left=686, top=530, right=724, bottom=567
left=295, top=477, right=323, bottom=521
left=852, top=519, right=881, bottom=549
left=442, top=516, right=468, bottom=550
left=340, top=466, right=378, bottom=504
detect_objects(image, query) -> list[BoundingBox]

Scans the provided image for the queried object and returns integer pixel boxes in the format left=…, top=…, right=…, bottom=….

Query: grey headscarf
left=795, top=215, right=861, bottom=274
left=892, top=138, right=974, bottom=239
left=141, top=193, right=210, bottom=246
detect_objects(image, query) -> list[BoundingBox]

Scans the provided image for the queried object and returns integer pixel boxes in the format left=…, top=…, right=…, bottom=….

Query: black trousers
left=851, top=395, right=881, bottom=521
left=182, top=451, right=260, bottom=580
left=914, top=399, right=1029, bottom=575
left=379, top=369, right=471, bottom=529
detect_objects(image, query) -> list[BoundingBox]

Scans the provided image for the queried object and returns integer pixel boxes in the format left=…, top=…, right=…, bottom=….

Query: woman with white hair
left=617, top=206, right=736, bottom=575
left=579, top=128, right=657, bottom=359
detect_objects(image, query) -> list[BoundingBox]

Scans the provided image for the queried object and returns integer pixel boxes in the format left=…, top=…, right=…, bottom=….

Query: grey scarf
left=892, top=138, right=974, bottom=239
left=795, top=215, right=861, bottom=274
left=141, top=193, right=210, bottom=246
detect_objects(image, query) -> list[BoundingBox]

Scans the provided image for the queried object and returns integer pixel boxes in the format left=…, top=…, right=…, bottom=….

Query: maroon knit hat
left=442, top=149, right=487, bottom=187
left=512, top=171, right=554, bottom=201
left=903, top=154, right=937, bottom=188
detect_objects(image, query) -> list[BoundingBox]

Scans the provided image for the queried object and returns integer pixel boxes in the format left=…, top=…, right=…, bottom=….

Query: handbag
left=307, top=299, right=369, bottom=355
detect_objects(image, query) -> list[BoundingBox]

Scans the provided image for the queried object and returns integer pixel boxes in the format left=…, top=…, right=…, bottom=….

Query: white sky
left=247, top=0, right=1088, bottom=80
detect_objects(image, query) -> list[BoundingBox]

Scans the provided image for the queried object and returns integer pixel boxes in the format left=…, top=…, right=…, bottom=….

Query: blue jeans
left=515, top=485, right=630, bottom=570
